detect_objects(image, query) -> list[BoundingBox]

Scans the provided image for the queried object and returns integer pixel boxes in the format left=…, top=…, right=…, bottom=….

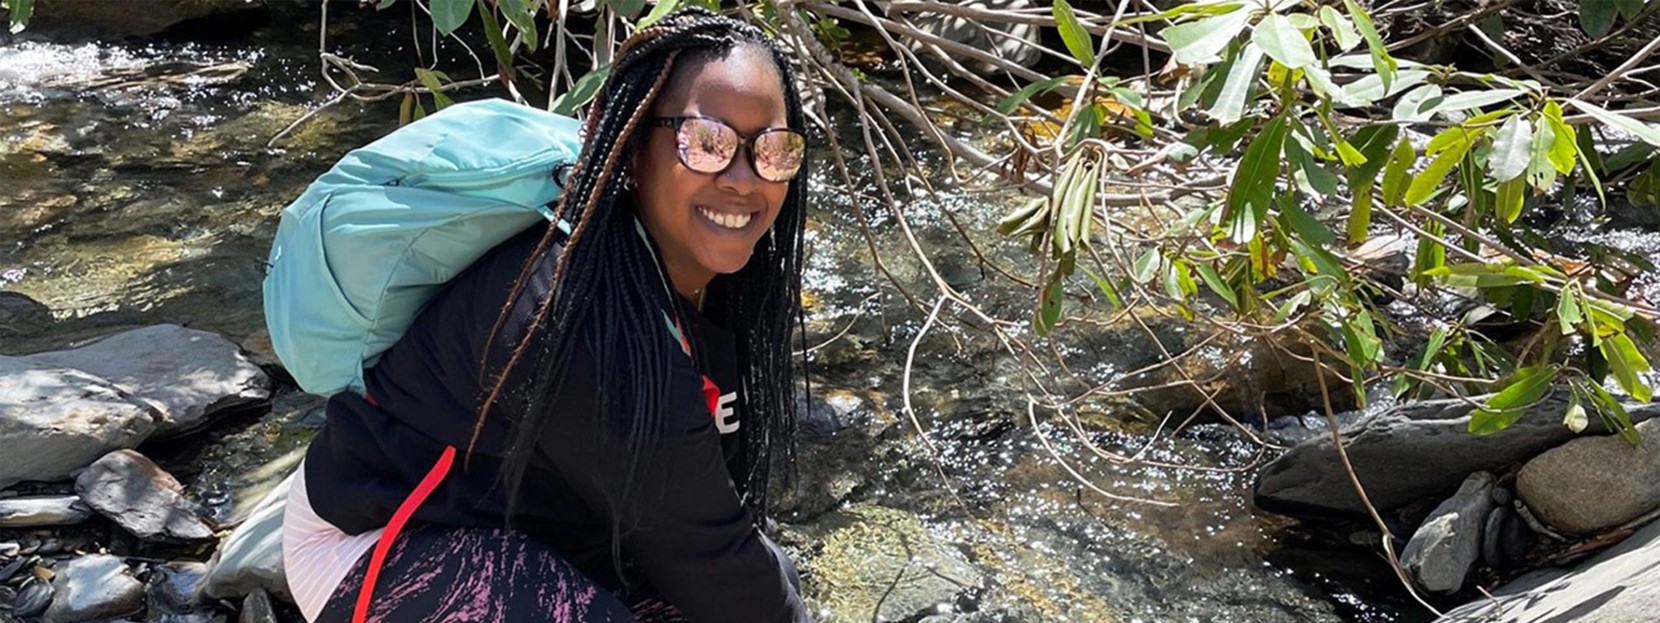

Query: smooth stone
left=1256, top=394, right=1659, bottom=515
left=786, top=503, right=984, bottom=621
left=15, top=580, right=52, bottom=618
left=74, top=450, right=215, bottom=541
left=1401, top=472, right=1496, bottom=593
left=0, top=291, right=53, bottom=340
left=202, top=473, right=292, bottom=602
left=0, top=356, right=158, bottom=489
left=798, top=388, right=876, bottom=437
left=1516, top=419, right=1660, bottom=535
left=239, top=589, right=276, bottom=623
left=1501, top=509, right=1530, bottom=568
left=23, top=324, right=271, bottom=437
left=1491, top=487, right=1513, bottom=506
left=43, top=554, right=143, bottom=623
left=146, top=561, right=209, bottom=613
left=0, top=496, right=93, bottom=528
left=1482, top=507, right=1513, bottom=570
left=1436, top=513, right=1660, bottom=622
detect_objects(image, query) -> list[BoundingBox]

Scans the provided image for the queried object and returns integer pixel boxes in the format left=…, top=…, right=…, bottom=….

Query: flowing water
left=2, top=6, right=1591, bottom=621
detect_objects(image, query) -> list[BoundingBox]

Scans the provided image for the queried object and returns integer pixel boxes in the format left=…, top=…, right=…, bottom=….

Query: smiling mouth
left=697, top=206, right=754, bottom=230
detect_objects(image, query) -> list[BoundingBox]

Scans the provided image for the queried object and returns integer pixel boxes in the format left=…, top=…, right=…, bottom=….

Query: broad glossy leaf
left=1393, top=84, right=1442, bottom=123
left=1471, top=364, right=1559, bottom=435
left=550, top=65, right=612, bottom=116
left=1489, top=116, right=1534, bottom=182
left=1196, top=263, right=1240, bottom=308
left=1080, top=266, right=1124, bottom=309
left=1318, top=5, right=1362, bottom=51
left=1348, top=125, right=1400, bottom=184
left=1422, top=89, right=1525, bottom=117
left=1614, top=0, right=1644, bottom=18
left=1036, top=270, right=1065, bottom=336
left=1341, top=70, right=1429, bottom=105
left=997, top=75, right=1072, bottom=114
left=1382, top=136, right=1415, bottom=205
left=1570, top=100, right=1660, bottom=148
left=1210, top=44, right=1265, bottom=123
left=1344, top=0, right=1396, bottom=89
left=499, top=0, right=538, bottom=49
left=1348, top=183, right=1374, bottom=242
left=1303, top=66, right=1345, bottom=102
left=1580, top=0, right=1617, bottom=37
left=1407, top=132, right=1477, bottom=205
left=1133, top=249, right=1163, bottom=284
left=1286, top=136, right=1339, bottom=196
left=1602, top=332, right=1654, bottom=401
left=1053, top=0, right=1096, bottom=66
left=1544, top=101, right=1579, bottom=174
left=1253, top=13, right=1317, bottom=69
left=8, top=0, right=34, bottom=33
left=1223, top=116, right=1288, bottom=242
left=1588, top=380, right=1643, bottom=444
left=1281, top=198, right=1336, bottom=244
left=431, top=0, right=473, bottom=34
left=1161, top=6, right=1254, bottom=65
left=1557, top=288, right=1583, bottom=335
left=1495, top=176, right=1527, bottom=223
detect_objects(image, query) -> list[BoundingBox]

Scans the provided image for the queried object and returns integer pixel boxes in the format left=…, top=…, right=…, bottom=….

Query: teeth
left=698, top=206, right=752, bottom=230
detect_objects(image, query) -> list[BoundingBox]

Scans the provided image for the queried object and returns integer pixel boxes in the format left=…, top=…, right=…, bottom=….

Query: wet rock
left=0, top=292, right=53, bottom=341
left=1255, top=395, right=1660, bottom=515
left=1482, top=507, right=1520, bottom=570
left=789, top=504, right=984, bottom=622
left=798, top=388, right=877, bottom=437
left=1516, top=419, right=1660, bottom=535
left=0, top=495, right=92, bottom=528
left=202, top=473, right=291, bottom=602
left=43, top=554, right=143, bottom=623
left=0, top=356, right=158, bottom=489
left=239, top=589, right=276, bottom=623
left=1401, top=472, right=1495, bottom=593
left=146, top=561, right=208, bottom=613
left=14, top=579, right=52, bottom=618
left=20, top=0, right=267, bottom=38
left=1436, top=511, right=1660, bottom=622
left=23, top=324, right=271, bottom=437
left=74, top=450, right=215, bottom=541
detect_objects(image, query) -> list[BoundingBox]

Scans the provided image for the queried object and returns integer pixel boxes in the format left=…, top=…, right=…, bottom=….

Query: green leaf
left=638, top=0, right=687, bottom=28
left=997, top=75, right=1072, bottom=114
left=1344, top=0, right=1396, bottom=90
left=1602, top=332, right=1654, bottom=401
left=1407, top=130, right=1478, bottom=205
left=1489, top=116, right=1534, bottom=182
left=1052, top=0, right=1096, bottom=66
left=1252, top=13, right=1317, bottom=69
left=1286, top=136, right=1339, bottom=196
left=1544, top=101, right=1580, bottom=174
left=1223, top=116, right=1289, bottom=242
left=499, top=0, right=538, bottom=49
left=431, top=0, right=473, bottom=34
left=1274, top=289, right=1313, bottom=322
left=1036, top=269, right=1065, bottom=336
left=1580, top=0, right=1617, bottom=37
left=1381, top=136, right=1415, bottom=205
left=1564, top=392, right=1589, bottom=433
left=1495, top=177, right=1527, bottom=223
left=1344, top=309, right=1383, bottom=366
left=1340, top=70, right=1429, bottom=106
left=608, top=0, right=647, bottom=17
left=1393, top=84, right=1441, bottom=123
left=1080, top=265, right=1124, bottom=309
left=1557, top=288, right=1584, bottom=335
left=997, top=198, right=1049, bottom=236
left=1348, top=125, right=1401, bottom=185
left=1569, top=100, right=1660, bottom=148
left=1421, top=89, right=1525, bottom=117
left=1133, top=249, right=1163, bottom=284
left=1586, top=380, right=1643, bottom=444
left=7, top=0, right=33, bottom=32
left=1281, top=198, right=1337, bottom=245
left=550, top=65, right=611, bottom=116
left=1160, top=6, right=1253, bottom=65
left=414, top=68, right=455, bottom=109
left=1471, top=364, right=1559, bottom=434
left=1349, top=183, right=1374, bottom=242
left=1196, top=263, right=1240, bottom=308
left=1614, top=0, right=1645, bottom=19
left=1209, top=44, right=1265, bottom=124
left=1318, top=5, right=1362, bottom=51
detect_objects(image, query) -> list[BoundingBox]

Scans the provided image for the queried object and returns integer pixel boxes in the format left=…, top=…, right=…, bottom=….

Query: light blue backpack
left=263, top=98, right=583, bottom=396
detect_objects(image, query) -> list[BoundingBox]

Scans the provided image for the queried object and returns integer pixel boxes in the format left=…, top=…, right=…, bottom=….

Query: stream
left=0, top=5, right=1463, bottom=622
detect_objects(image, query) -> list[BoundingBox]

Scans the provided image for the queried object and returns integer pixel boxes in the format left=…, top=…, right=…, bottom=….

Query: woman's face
left=632, top=46, right=792, bottom=290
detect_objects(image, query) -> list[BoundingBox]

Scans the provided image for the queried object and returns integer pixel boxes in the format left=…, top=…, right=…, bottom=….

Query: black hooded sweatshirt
left=302, top=223, right=811, bottom=622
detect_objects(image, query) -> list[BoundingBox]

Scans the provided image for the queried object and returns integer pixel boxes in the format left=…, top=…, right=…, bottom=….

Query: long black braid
left=475, top=7, right=807, bottom=544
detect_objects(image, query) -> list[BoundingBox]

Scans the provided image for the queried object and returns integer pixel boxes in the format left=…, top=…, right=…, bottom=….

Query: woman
left=281, top=8, right=815, bottom=622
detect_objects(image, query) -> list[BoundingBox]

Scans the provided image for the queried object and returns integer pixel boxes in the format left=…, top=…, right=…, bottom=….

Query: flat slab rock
left=24, top=323, right=271, bottom=437
left=1255, top=395, right=1660, bottom=515
left=0, top=495, right=94, bottom=528
left=0, top=356, right=157, bottom=489
left=204, top=472, right=293, bottom=602
left=1401, top=472, right=1495, bottom=594
left=1437, top=516, right=1660, bottom=622
left=75, top=449, right=216, bottom=541
left=43, top=554, right=145, bottom=623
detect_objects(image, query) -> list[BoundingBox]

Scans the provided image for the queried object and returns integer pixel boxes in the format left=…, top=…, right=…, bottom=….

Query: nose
left=716, top=146, right=764, bottom=194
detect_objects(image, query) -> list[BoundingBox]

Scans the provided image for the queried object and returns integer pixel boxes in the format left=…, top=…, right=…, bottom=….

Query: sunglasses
left=651, top=116, right=806, bottom=183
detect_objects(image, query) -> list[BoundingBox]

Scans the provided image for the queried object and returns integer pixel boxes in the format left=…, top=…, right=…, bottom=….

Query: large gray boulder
left=43, top=555, right=145, bottom=623
left=1436, top=516, right=1660, bottom=622
left=0, top=356, right=157, bottom=489
left=1400, top=472, right=1495, bottom=593
left=9, top=0, right=266, bottom=37
left=75, top=450, right=216, bottom=541
left=1517, top=418, right=1660, bottom=535
left=1255, top=395, right=1660, bottom=515
left=0, top=495, right=93, bottom=528
left=24, top=324, right=271, bottom=437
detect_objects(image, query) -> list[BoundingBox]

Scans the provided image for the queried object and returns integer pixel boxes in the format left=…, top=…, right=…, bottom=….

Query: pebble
left=0, top=542, right=18, bottom=557
left=1492, top=486, right=1513, bottom=506
left=0, top=557, right=29, bottom=582
left=14, top=579, right=52, bottom=618
left=145, top=561, right=209, bottom=613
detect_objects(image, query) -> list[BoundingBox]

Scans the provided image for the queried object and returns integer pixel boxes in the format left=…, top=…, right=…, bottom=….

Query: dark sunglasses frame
left=650, top=116, right=806, bottom=183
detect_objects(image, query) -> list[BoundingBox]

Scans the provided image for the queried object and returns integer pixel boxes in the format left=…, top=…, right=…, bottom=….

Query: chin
left=704, top=251, right=755, bottom=275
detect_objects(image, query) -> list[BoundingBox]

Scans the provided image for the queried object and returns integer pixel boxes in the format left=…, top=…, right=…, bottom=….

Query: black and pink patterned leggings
left=311, top=524, right=686, bottom=623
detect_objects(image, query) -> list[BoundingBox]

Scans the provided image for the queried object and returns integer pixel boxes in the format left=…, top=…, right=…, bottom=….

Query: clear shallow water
left=0, top=10, right=1528, bottom=621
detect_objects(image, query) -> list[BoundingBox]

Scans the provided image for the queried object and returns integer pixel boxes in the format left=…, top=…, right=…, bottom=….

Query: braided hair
left=476, top=7, right=807, bottom=534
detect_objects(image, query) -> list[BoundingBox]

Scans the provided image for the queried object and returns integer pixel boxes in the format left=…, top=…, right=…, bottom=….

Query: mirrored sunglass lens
left=754, top=131, right=806, bottom=181
left=678, top=118, right=738, bottom=173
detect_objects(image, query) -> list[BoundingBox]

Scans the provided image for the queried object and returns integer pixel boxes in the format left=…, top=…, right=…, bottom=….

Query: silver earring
left=621, top=173, right=637, bottom=191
